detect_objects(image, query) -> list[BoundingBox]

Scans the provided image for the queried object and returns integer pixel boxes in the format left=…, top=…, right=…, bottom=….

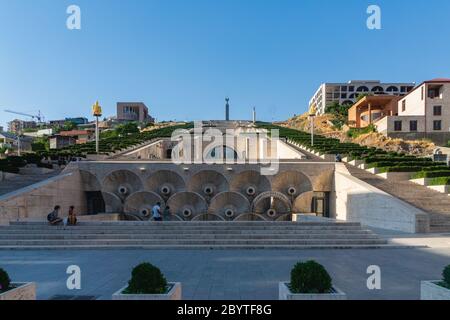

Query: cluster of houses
left=1, top=102, right=154, bottom=154
left=310, top=78, right=450, bottom=146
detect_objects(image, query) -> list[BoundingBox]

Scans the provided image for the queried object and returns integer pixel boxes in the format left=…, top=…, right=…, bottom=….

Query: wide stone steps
left=345, top=164, right=450, bottom=232
left=0, top=221, right=390, bottom=249
left=0, top=233, right=380, bottom=240
left=0, top=239, right=387, bottom=246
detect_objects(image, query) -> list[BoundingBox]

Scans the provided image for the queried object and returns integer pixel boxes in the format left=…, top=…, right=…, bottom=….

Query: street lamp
left=308, top=104, right=317, bottom=147
left=92, top=101, right=102, bottom=154
left=17, top=121, right=23, bottom=157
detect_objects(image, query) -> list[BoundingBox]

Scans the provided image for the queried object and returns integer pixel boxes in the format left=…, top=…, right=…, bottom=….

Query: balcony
left=428, top=85, right=443, bottom=99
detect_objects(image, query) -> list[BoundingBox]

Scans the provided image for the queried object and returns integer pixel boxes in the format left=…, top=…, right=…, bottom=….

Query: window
left=394, top=121, right=402, bottom=131
left=433, top=105, right=442, bottom=116
left=402, top=100, right=406, bottom=112
left=349, top=86, right=355, bottom=92
left=410, top=120, right=418, bottom=132
left=386, top=86, right=399, bottom=92
left=433, top=120, right=442, bottom=131
left=428, top=88, right=440, bottom=99
left=341, top=93, right=347, bottom=99
left=357, top=86, right=369, bottom=92
left=341, top=86, right=347, bottom=92
left=421, top=87, right=424, bottom=100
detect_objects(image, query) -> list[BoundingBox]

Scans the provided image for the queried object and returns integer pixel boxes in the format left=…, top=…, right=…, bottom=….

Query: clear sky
left=1, top=0, right=450, bottom=129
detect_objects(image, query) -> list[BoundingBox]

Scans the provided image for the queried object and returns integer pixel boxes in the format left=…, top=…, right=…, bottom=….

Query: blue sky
left=1, top=0, right=450, bottom=128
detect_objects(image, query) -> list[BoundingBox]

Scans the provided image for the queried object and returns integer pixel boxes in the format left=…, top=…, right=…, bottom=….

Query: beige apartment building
left=375, top=78, right=450, bottom=145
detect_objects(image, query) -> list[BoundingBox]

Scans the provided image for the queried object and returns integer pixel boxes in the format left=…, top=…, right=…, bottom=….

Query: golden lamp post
left=92, top=101, right=102, bottom=154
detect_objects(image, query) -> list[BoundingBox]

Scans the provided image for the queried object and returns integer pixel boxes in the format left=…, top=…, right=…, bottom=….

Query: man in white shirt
left=152, top=202, right=162, bottom=221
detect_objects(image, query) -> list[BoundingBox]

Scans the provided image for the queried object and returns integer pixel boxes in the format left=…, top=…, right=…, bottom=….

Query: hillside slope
left=280, top=113, right=435, bottom=156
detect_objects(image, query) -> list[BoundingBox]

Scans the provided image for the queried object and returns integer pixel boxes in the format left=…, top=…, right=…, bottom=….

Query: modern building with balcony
left=348, top=95, right=400, bottom=128
left=309, top=80, right=415, bottom=115
left=116, top=102, right=155, bottom=124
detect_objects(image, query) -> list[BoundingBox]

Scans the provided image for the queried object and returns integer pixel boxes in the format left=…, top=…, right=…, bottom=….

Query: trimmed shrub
left=125, top=263, right=168, bottom=294
left=290, top=260, right=332, bottom=294
left=378, top=166, right=422, bottom=173
left=412, top=171, right=450, bottom=179
left=0, top=268, right=11, bottom=293
left=442, top=265, right=450, bottom=289
left=430, top=177, right=450, bottom=186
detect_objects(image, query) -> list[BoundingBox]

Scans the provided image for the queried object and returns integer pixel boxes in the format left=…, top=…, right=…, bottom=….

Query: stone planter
left=427, top=185, right=450, bottom=194
left=319, top=154, right=336, bottom=162
left=421, top=281, right=450, bottom=300
left=278, top=282, right=346, bottom=300
left=366, top=167, right=380, bottom=174
left=358, top=163, right=370, bottom=170
left=410, top=178, right=432, bottom=186
left=0, top=282, right=36, bottom=300
left=112, top=282, right=182, bottom=300
left=377, top=172, right=414, bottom=181
left=348, top=159, right=363, bottom=167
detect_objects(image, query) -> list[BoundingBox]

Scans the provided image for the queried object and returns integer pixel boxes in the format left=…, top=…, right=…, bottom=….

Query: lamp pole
left=95, top=116, right=99, bottom=154
left=92, top=101, right=102, bottom=154
left=309, top=113, right=315, bottom=147
left=17, top=121, right=22, bottom=157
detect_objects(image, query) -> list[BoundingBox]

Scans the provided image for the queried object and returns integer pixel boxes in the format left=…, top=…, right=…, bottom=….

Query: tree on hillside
left=62, top=121, right=77, bottom=131
left=325, top=102, right=351, bottom=129
left=356, top=93, right=372, bottom=101
left=116, top=122, right=140, bottom=136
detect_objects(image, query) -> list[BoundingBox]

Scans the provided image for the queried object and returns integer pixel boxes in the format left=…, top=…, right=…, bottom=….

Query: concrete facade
left=0, top=171, right=87, bottom=225
left=332, top=163, right=429, bottom=233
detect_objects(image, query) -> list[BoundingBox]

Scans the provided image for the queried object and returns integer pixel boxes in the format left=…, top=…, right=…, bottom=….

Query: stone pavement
left=1, top=247, right=449, bottom=300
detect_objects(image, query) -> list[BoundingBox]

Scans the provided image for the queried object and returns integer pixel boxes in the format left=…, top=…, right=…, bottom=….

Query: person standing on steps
left=152, top=202, right=162, bottom=221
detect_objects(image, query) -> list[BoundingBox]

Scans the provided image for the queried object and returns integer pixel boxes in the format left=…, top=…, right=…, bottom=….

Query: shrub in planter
left=290, top=260, right=332, bottom=294
left=0, top=268, right=11, bottom=293
left=124, top=262, right=168, bottom=294
left=440, top=265, right=450, bottom=289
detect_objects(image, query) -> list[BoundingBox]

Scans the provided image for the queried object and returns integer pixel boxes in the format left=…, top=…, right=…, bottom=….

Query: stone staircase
left=0, top=170, right=61, bottom=196
left=0, top=221, right=390, bottom=249
left=345, top=164, right=450, bottom=233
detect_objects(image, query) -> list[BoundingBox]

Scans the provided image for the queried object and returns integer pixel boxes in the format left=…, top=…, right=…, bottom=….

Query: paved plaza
left=1, top=246, right=450, bottom=300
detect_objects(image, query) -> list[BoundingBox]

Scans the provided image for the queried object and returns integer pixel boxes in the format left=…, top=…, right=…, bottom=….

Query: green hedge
left=429, top=177, right=450, bottom=186
left=259, top=124, right=446, bottom=175
left=377, top=166, right=422, bottom=173
left=412, top=171, right=450, bottom=179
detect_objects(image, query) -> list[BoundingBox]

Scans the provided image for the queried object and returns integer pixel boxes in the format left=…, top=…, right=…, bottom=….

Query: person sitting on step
left=47, top=206, right=63, bottom=226
left=67, top=206, right=77, bottom=226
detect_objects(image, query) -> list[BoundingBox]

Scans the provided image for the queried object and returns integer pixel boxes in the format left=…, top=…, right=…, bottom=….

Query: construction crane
left=3, top=109, right=45, bottom=156
left=4, top=109, right=44, bottom=123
